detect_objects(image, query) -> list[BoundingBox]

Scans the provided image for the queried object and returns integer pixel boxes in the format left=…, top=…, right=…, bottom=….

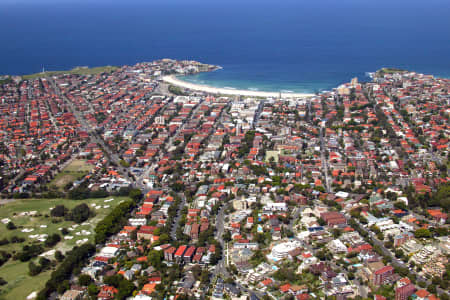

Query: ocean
left=1, top=0, right=449, bottom=93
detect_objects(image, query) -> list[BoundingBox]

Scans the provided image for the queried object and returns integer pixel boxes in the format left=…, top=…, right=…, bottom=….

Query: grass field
left=0, top=196, right=129, bottom=300
left=48, top=159, right=94, bottom=190
left=22, top=65, right=119, bottom=80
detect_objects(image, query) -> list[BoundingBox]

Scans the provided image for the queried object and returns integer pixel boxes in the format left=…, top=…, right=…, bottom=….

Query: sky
left=1, top=0, right=448, bottom=3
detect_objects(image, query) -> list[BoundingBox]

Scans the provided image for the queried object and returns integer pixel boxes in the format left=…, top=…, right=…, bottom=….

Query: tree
left=6, top=221, right=16, bottom=230
left=395, top=249, right=404, bottom=259
left=36, top=243, right=95, bottom=299
left=393, top=201, right=407, bottom=211
left=168, top=85, right=188, bottom=96
left=104, top=274, right=122, bottom=287
left=78, top=274, right=93, bottom=286
left=57, top=280, right=70, bottom=295
left=316, top=250, right=327, bottom=261
left=129, top=188, right=142, bottom=202
left=95, top=200, right=135, bottom=244
left=15, top=244, right=44, bottom=262
left=55, top=250, right=64, bottom=262
left=148, top=250, right=163, bottom=270
left=90, top=189, right=109, bottom=198
left=170, top=182, right=185, bottom=192
left=273, top=267, right=296, bottom=282
left=348, top=272, right=355, bottom=280
left=68, top=187, right=90, bottom=200
left=116, top=279, right=135, bottom=300
left=222, top=230, right=232, bottom=242
left=50, top=205, right=67, bottom=217
left=332, top=228, right=341, bottom=238
left=39, top=257, right=51, bottom=270
left=200, top=270, right=210, bottom=284
left=376, top=232, right=384, bottom=241
left=414, top=228, right=432, bottom=239
left=432, top=183, right=450, bottom=210
left=434, top=227, right=448, bottom=237
left=0, top=277, right=7, bottom=286
left=70, top=203, right=91, bottom=224
left=317, top=218, right=326, bottom=226
left=158, top=233, right=169, bottom=244
left=427, top=284, right=436, bottom=294
left=250, top=250, right=266, bottom=267
left=28, top=261, right=42, bottom=276
left=45, top=233, right=61, bottom=247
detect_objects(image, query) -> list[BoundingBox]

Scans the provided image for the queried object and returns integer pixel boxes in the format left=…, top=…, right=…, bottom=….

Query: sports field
left=48, top=159, right=95, bottom=191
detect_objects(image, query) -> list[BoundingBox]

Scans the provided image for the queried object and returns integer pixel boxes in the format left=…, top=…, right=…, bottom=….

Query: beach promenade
left=162, top=75, right=315, bottom=98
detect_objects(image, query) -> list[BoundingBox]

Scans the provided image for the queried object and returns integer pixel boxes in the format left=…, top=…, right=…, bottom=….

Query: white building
left=129, top=218, right=147, bottom=227
left=263, top=202, right=288, bottom=212
left=99, top=246, right=119, bottom=258
left=269, top=240, right=302, bottom=261
left=328, top=239, right=347, bottom=254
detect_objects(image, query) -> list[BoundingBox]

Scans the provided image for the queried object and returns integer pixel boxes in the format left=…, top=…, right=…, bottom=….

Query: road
left=355, top=279, right=368, bottom=298
left=212, top=205, right=227, bottom=277
left=320, top=127, right=332, bottom=193
left=288, top=207, right=301, bottom=232
left=215, top=205, right=226, bottom=247
left=170, top=193, right=186, bottom=240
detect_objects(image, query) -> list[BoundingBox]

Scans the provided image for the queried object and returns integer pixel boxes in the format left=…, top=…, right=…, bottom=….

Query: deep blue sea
left=1, top=0, right=450, bottom=93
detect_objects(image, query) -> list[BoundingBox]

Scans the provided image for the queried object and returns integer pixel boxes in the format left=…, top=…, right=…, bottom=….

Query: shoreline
left=162, top=75, right=315, bottom=98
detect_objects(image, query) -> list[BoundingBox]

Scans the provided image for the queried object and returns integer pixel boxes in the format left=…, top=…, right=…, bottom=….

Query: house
left=259, top=278, right=273, bottom=288
left=164, top=246, right=176, bottom=261
left=373, top=265, right=394, bottom=285
left=148, top=276, right=162, bottom=284
left=320, top=211, right=346, bottom=226
left=183, top=246, right=196, bottom=263
left=98, top=286, right=118, bottom=300
left=280, top=283, right=291, bottom=293
left=137, top=225, right=156, bottom=240
left=395, top=283, right=415, bottom=300
left=190, top=223, right=200, bottom=240
left=233, top=242, right=259, bottom=250
left=123, top=269, right=135, bottom=280
left=289, top=284, right=308, bottom=295
left=61, top=289, right=84, bottom=300
left=175, top=245, right=187, bottom=263
left=427, top=209, right=447, bottom=223
left=264, top=202, right=288, bottom=211
left=394, top=232, right=413, bottom=247
left=415, top=289, right=430, bottom=300
left=141, top=283, right=157, bottom=295
left=130, top=264, right=142, bottom=273
left=99, top=246, right=119, bottom=258
left=132, top=295, right=153, bottom=300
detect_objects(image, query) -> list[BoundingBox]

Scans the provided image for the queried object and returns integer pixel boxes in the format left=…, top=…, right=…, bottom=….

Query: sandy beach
left=162, top=75, right=315, bottom=98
